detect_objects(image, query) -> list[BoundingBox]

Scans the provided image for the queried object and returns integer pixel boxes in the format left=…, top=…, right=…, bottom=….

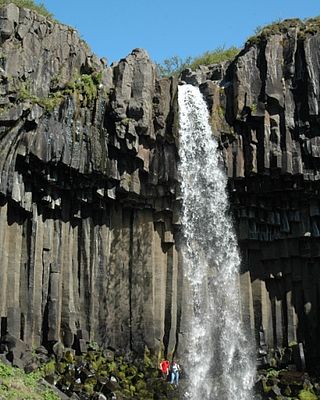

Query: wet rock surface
left=217, top=26, right=320, bottom=367
left=0, top=4, right=320, bottom=371
left=182, top=22, right=320, bottom=367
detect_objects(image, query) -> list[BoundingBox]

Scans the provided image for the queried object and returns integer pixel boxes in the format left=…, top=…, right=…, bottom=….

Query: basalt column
left=0, top=4, right=180, bottom=357
left=188, top=21, right=320, bottom=366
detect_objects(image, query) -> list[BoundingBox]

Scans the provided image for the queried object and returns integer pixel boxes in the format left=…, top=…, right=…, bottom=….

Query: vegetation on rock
left=18, top=83, right=64, bottom=112
left=0, top=342, right=180, bottom=399
left=255, top=367, right=320, bottom=400
left=17, top=71, right=103, bottom=112
left=0, top=0, right=53, bottom=19
left=0, top=361, right=59, bottom=400
left=156, top=55, right=193, bottom=77
left=65, top=71, right=103, bottom=107
left=298, top=389, right=318, bottom=400
left=156, top=46, right=239, bottom=77
left=43, top=346, right=175, bottom=399
left=247, top=16, right=320, bottom=45
left=188, top=46, right=239, bottom=70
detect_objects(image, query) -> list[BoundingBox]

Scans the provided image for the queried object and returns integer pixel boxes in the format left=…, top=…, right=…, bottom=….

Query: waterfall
left=178, top=84, right=255, bottom=399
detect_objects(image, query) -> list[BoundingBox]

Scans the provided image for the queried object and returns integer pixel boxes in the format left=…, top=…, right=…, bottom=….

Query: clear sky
left=37, top=0, right=320, bottom=65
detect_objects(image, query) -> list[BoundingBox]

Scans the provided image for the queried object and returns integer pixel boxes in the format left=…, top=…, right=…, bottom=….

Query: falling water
left=178, top=84, right=255, bottom=399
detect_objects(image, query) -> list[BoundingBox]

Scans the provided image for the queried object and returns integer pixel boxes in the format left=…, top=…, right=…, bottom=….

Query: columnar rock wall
left=0, top=201, right=181, bottom=352
left=0, top=4, right=180, bottom=357
left=187, top=23, right=320, bottom=366
left=1, top=4, right=320, bottom=366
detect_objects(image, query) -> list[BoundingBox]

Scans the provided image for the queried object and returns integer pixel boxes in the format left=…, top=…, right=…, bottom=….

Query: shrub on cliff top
left=156, top=46, right=240, bottom=77
left=0, top=0, right=53, bottom=19
left=156, top=55, right=193, bottom=77
left=188, top=46, right=239, bottom=70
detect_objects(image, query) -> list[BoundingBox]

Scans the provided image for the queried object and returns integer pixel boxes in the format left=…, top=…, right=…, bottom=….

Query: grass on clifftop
left=157, top=17, right=320, bottom=77
left=156, top=46, right=240, bottom=77
left=0, top=361, right=59, bottom=400
left=247, top=16, right=320, bottom=45
left=188, top=46, right=239, bottom=69
left=0, top=0, right=53, bottom=19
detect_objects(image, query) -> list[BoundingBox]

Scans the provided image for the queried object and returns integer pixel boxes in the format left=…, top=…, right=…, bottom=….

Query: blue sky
left=37, top=0, right=320, bottom=65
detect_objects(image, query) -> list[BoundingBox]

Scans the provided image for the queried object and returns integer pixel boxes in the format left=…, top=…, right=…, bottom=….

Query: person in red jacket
left=159, top=359, right=170, bottom=380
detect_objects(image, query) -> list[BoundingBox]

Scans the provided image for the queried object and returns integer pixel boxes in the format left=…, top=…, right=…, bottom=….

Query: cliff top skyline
left=38, top=0, right=320, bottom=64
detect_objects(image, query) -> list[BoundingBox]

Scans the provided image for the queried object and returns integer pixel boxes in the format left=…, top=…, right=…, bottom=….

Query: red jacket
left=160, top=360, right=170, bottom=374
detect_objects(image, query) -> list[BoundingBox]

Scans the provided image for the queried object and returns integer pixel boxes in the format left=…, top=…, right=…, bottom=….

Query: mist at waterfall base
left=178, top=84, right=255, bottom=399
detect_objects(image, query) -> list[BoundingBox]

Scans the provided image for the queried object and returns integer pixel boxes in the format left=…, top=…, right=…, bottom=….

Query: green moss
left=18, top=69, right=103, bottom=112
left=66, top=73, right=102, bottom=106
left=250, top=103, right=257, bottom=113
left=143, top=346, right=153, bottom=369
left=18, top=83, right=38, bottom=103
left=0, top=0, right=53, bottom=19
left=284, top=385, right=292, bottom=396
left=76, top=74, right=97, bottom=105
left=38, top=92, right=64, bottom=112
left=0, top=361, right=59, bottom=400
left=42, top=391, right=59, bottom=400
left=63, top=350, right=74, bottom=364
left=83, top=382, right=95, bottom=395
left=217, top=105, right=225, bottom=119
left=41, top=360, right=56, bottom=377
left=18, top=85, right=65, bottom=112
left=266, top=368, right=280, bottom=378
left=298, top=389, right=318, bottom=400
left=262, top=379, right=272, bottom=393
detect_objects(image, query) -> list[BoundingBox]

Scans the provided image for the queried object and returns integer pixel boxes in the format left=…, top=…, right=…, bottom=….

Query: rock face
left=203, top=24, right=320, bottom=367
left=0, top=4, right=179, bottom=356
left=0, top=4, right=320, bottom=367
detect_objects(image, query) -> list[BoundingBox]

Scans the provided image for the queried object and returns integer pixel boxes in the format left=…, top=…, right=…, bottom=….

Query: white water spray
left=178, top=84, right=255, bottom=399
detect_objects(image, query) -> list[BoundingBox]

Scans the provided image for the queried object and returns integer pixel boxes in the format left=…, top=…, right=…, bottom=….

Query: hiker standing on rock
left=159, top=359, right=170, bottom=380
left=170, top=360, right=181, bottom=386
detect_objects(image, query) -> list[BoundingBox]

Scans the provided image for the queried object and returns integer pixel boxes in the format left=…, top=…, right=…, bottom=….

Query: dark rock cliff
left=0, top=4, right=320, bottom=367
left=189, top=21, right=320, bottom=367
left=0, top=3, right=179, bottom=357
